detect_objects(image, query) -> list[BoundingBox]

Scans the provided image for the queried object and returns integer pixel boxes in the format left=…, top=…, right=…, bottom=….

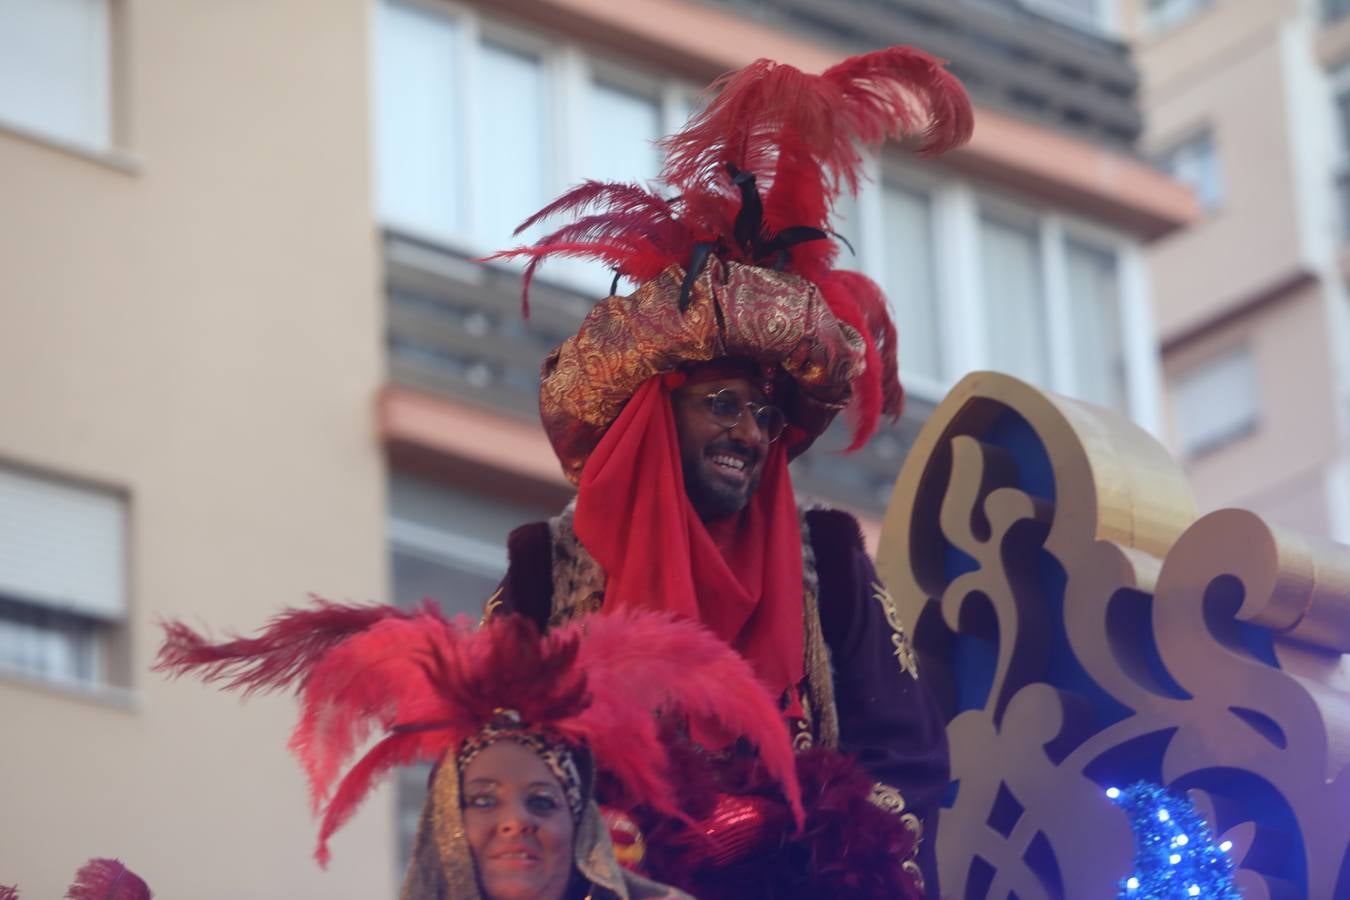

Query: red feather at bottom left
left=63, top=859, right=151, bottom=900
left=0, top=858, right=151, bottom=900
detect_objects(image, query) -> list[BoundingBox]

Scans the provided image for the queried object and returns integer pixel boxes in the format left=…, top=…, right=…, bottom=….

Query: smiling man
left=671, top=369, right=777, bottom=520
left=481, top=45, right=972, bottom=898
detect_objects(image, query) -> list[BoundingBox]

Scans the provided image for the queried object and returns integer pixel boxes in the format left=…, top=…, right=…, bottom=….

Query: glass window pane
left=1174, top=346, right=1259, bottom=457
left=1158, top=131, right=1222, bottom=213
left=1065, top=240, right=1126, bottom=410
left=1147, top=0, right=1213, bottom=32
left=880, top=184, right=942, bottom=382
left=473, top=41, right=550, bottom=249
left=1022, top=0, right=1104, bottom=32
left=0, top=597, right=100, bottom=683
left=588, top=80, right=660, bottom=183
left=375, top=1, right=464, bottom=239
left=979, top=214, right=1048, bottom=386
left=0, top=0, right=110, bottom=149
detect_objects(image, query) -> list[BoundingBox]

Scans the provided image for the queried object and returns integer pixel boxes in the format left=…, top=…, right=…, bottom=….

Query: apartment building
left=1128, top=0, right=1350, bottom=539
left=0, top=0, right=1188, bottom=896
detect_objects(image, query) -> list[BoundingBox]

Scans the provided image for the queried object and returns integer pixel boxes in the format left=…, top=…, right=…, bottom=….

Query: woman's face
left=462, top=740, right=577, bottom=900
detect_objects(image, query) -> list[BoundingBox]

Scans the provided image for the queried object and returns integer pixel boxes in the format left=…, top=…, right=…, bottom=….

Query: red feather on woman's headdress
left=487, top=46, right=971, bottom=447
left=0, top=859, right=154, bottom=900
left=156, top=605, right=802, bottom=866
left=63, top=859, right=152, bottom=900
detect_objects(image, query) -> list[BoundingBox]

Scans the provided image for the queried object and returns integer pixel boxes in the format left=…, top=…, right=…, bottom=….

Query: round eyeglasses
left=699, top=388, right=787, bottom=443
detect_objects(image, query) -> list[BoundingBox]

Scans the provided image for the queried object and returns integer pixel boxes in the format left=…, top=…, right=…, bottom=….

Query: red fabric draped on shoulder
left=573, top=376, right=804, bottom=721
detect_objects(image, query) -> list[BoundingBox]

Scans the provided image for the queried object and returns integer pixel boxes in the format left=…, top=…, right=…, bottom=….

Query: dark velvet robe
left=490, top=507, right=949, bottom=897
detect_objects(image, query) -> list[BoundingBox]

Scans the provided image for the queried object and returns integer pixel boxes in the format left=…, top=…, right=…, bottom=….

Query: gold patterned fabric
left=541, top=259, right=866, bottom=483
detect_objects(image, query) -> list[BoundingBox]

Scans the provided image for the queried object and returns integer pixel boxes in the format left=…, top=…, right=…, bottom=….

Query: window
left=1145, top=0, right=1214, bottom=33
left=375, top=1, right=464, bottom=239
left=836, top=159, right=1144, bottom=420
left=473, top=41, right=551, bottom=253
left=374, top=0, right=693, bottom=281
left=1157, top=130, right=1223, bottom=214
left=1065, top=239, right=1126, bottom=409
left=0, top=464, right=126, bottom=685
left=0, top=0, right=112, bottom=150
left=1173, top=346, right=1258, bottom=458
left=979, top=213, right=1050, bottom=386
left=1020, top=0, right=1116, bottom=34
left=586, top=78, right=661, bottom=184
left=880, top=183, right=942, bottom=383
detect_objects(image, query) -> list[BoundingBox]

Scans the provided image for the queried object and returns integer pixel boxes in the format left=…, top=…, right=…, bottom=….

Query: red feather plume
left=63, top=859, right=151, bottom=900
left=0, top=885, right=17, bottom=900
left=487, top=46, right=970, bottom=444
left=157, top=604, right=802, bottom=867
left=661, top=46, right=970, bottom=229
left=153, top=596, right=430, bottom=696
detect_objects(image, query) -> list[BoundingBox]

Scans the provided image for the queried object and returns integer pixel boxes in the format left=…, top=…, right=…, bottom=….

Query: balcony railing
left=384, top=231, right=928, bottom=517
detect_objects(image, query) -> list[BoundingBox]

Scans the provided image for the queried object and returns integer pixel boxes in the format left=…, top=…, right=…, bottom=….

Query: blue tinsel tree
left=1109, top=781, right=1241, bottom=899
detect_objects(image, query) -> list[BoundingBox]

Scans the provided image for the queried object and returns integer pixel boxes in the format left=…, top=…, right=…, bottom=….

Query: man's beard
left=682, top=440, right=764, bottom=521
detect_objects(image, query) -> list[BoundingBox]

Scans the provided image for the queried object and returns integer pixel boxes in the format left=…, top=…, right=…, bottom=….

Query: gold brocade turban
left=540, top=258, right=867, bottom=484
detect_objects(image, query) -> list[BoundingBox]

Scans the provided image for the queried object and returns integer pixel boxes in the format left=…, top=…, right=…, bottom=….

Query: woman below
left=154, top=603, right=801, bottom=899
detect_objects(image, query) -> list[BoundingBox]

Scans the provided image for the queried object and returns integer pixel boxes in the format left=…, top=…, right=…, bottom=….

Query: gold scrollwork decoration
left=867, top=781, right=909, bottom=815
left=871, top=580, right=920, bottom=679
left=876, top=371, right=1350, bottom=899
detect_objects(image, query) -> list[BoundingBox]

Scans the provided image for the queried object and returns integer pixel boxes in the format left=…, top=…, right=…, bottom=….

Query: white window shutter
left=0, top=466, right=127, bottom=621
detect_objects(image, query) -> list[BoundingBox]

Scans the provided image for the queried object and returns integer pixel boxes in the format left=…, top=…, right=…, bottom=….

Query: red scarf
left=573, top=376, right=804, bottom=717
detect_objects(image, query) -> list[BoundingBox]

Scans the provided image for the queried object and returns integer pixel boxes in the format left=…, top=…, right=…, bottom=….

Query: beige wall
left=0, top=1, right=391, bottom=897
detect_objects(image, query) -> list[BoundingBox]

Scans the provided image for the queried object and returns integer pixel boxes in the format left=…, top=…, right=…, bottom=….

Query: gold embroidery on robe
left=478, top=586, right=504, bottom=627
left=867, top=783, right=925, bottom=890
left=870, top=581, right=919, bottom=680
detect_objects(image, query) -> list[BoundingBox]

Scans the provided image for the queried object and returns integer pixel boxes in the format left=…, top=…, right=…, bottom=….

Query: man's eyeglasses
left=699, top=389, right=787, bottom=443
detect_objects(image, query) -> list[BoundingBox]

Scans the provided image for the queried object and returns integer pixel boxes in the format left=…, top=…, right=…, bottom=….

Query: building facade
left=1128, top=0, right=1350, bottom=540
left=0, top=0, right=1188, bottom=896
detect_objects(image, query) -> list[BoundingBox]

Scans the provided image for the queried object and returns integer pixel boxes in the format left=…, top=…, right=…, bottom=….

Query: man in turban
left=486, top=46, right=974, bottom=896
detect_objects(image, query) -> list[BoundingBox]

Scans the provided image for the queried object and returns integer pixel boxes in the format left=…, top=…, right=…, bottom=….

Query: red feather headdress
left=1, top=858, right=153, bottom=900
left=155, top=603, right=803, bottom=866
left=489, top=46, right=972, bottom=452
left=63, top=859, right=152, bottom=900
